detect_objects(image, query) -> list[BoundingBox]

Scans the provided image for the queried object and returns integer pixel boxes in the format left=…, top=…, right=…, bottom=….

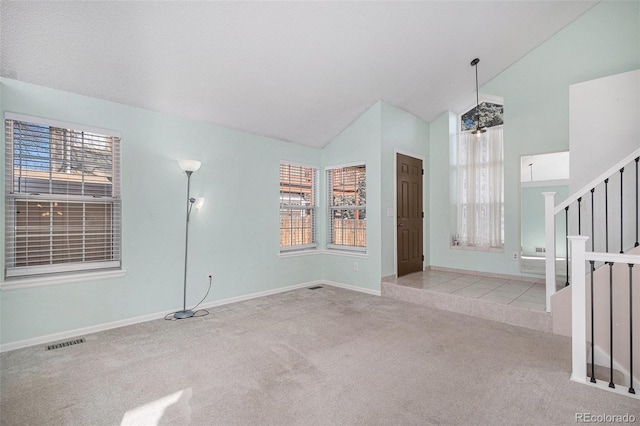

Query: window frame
left=326, top=162, right=367, bottom=252
left=455, top=98, right=505, bottom=250
left=4, top=113, right=122, bottom=281
left=279, top=161, right=319, bottom=252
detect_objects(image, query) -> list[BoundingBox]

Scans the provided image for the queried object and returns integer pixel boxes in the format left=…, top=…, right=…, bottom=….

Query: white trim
left=279, top=249, right=368, bottom=258
left=326, top=244, right=367, bottom=253
left=585, top=251, right=640, bottom=265
left=0, top=269, right=127, bottom=291
left=554, top=147, right=640, bottom=214
left=0, top=279, right=377, bottom=352
left=278, top=246, right=318, bottom=257
left=322, top=280, right=381, bottom=296
left=279, top=160, right=319, bottom=170
left=325, top=161, right=366, bottom=171
left=4, top=112, right=121, bottom=138
left=328, top=205, right=365, bottom=211
left=279, top=243, right=318, bottom=253
left=521, top=179, right=569, bottom=188
left=6, top=261, right=121, bottom=279
left=449, top=244, right=504, bottom=253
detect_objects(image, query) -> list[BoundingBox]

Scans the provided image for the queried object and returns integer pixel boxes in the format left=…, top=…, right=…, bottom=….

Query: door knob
left=397, top=223, right=404, bottom=227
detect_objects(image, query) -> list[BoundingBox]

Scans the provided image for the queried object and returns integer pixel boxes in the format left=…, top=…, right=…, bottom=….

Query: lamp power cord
left=164, top=275, right=213, bottom=320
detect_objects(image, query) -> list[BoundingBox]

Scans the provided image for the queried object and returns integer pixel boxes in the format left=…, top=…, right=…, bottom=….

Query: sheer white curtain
left=457, top=125, right=504, bottom=247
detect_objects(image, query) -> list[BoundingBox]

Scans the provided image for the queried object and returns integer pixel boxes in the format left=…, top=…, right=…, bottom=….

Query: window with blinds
left=279, top=162, right=318, bottom=251
left=4, top=115, right=121, bottom=279
left=327, top=164, right=366, bottom=250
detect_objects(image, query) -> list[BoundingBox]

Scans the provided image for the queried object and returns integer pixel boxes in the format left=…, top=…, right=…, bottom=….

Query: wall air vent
left=46, top=338, right=86, bottom=351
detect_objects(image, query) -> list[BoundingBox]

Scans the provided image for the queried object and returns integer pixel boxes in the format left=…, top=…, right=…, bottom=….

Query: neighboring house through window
left=4, top=114, right=122, bottom=279
left=279, top=162, right=318, bottom=251
left=456, top=102, right=504, bottom=248
left=327, top=163, right=366, bottom=251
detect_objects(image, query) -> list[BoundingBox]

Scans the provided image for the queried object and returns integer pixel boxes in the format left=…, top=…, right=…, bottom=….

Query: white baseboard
left=0, top=309, right=175, bottom=353
left=0, top=279, right=379, bottom=353
left=590, top=344, right=637, bottom=387
left=322, top=280, right=381, bottom=296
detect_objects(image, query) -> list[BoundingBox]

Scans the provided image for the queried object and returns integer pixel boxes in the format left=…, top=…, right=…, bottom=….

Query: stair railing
left=543, top=148, right=640, bottom=311
left=569, top=236, right=639, bottom=398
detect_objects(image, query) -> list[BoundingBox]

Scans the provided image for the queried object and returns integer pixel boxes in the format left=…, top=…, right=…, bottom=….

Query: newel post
left=569, top=235, right=589, bottom=383
left=543, top=192, right=557, bottom=312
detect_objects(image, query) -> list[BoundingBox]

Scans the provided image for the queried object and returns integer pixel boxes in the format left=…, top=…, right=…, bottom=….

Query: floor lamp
left=175, top=159, right=202, bottom=319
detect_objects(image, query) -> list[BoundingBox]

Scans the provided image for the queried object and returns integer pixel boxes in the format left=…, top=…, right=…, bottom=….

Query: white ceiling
left=1, top=1, right=597, bottom=148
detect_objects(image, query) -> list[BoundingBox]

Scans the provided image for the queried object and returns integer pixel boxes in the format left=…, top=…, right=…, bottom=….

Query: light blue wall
left=428, top=1, right=640, bottom=276
left=380, top=102, right=430, bottom=275
left=521, top=185, right=569, bottom=257
left=320, top=102, right=382, bottom=290
left=2, top=0, right=637, bottom=346
left=428, top=111, right=457, bottom=267
left=319, top=101, right=430, bottom=286
left=0, top=84, right=427, bottom=346
left=0, top=78, right=322, bottom=344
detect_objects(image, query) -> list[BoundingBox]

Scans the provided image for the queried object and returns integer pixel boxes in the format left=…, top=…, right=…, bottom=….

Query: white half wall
left=569, top=69, right=639, bottom=194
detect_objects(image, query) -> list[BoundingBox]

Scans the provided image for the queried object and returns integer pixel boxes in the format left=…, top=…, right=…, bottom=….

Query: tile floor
left=391, top=269, right=546, bottom=311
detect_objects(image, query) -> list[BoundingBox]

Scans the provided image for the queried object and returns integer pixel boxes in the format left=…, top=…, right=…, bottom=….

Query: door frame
left=394, top=149, right=426, bottom=277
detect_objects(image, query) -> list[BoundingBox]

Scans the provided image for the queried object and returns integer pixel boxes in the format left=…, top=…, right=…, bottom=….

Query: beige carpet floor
left=1, top=286, right=638, bottom=425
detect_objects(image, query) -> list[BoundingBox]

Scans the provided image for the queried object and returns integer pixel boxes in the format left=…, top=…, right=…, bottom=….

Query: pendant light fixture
left=470, top=58, right=486, bottom=135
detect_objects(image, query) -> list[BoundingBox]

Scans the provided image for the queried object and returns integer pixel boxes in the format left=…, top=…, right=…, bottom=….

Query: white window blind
left=327, top=164, right=366, bottom=250
left=4, top=116, right=122, bottom=278
left=279, top=162, right=318, bottom=251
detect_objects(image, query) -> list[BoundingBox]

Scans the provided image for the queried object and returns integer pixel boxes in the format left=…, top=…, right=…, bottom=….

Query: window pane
left=280, top=208, right=314, bottom=247
left=328, top=164, right=366, bottom=249
left=13, top=201, right=114, bottom=267
left=330, top=165, right=366, bottom=207
left=12, top=122, right=114, bottom=197
left=279, top=163, right=317, bottom=249
left=330, top=208, right=366, bottom=247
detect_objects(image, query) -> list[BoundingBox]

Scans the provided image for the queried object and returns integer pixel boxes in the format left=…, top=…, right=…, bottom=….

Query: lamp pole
left=175, top=170, right=195, bottom=319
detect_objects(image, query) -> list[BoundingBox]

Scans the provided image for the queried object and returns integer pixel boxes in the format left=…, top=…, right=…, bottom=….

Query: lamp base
left=174, top=310, right=195, bottom=319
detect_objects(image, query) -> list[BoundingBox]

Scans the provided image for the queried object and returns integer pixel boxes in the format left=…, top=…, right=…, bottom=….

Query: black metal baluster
left=590, top=260, right=596, bottom=383
left=629, top=263, right=635, bottom=394
left=565, top=206, right=570, bottom=287
left=591, top=188, right=595, bottom=253
left=620, top=168, right=624, bottom=253
left=605, top=178, right=609, bottom=253
left=634, top=157, right=640, bottom=247
left=608, top=261, right=615, bottom=389
left=578, top=197, right=582, bottom=235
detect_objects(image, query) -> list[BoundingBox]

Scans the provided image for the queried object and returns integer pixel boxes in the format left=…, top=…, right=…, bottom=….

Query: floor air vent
left=308, top=286, right=323, bottom=290
left=46, top=338, right=86, bottom=351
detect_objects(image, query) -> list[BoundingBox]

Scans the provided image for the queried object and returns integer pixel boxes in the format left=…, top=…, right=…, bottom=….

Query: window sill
left=450, top=244, right=504, bottom=253
left=278, top=248, right=319, bottom=258
left=1, top=269, right=127, bottom=291
left=278, top=249, right=368, bottom=259
left=324, top=247, right=368, bottom=258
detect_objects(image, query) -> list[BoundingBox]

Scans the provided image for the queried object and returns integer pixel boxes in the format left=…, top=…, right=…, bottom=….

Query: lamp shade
left=193, top=197, right=205, bottom=210
left=178, top=159, right=201, bottom=172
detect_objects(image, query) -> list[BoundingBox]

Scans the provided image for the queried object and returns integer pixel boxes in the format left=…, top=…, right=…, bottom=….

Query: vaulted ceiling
left=0, top=1, right=597, bottom=147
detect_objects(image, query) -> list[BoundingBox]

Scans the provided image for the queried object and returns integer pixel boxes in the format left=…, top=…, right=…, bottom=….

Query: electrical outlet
left=353, top=263, right=359, bottom=271
left=512, top=252, right=518, bottom=261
